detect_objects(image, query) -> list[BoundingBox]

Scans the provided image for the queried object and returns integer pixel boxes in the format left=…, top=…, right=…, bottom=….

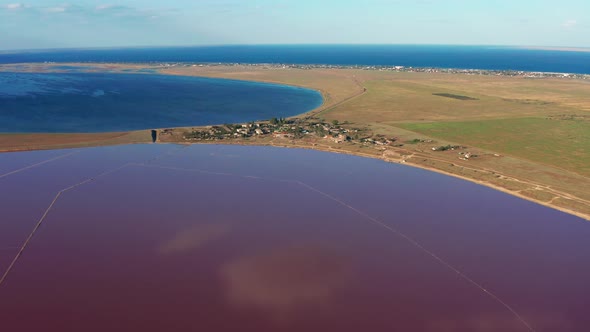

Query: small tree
left=332, top=119, right=339, bottom=126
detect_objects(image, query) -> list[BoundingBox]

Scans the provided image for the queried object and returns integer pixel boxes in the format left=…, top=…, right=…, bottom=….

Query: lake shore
left=1, top=63, right=589, bottom=221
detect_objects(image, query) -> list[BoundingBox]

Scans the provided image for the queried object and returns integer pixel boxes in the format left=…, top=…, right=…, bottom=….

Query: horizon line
left=2, top=44, right=590, bottom=54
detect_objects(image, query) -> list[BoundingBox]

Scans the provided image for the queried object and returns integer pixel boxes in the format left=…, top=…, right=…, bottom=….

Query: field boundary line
left=0, top=151, right=79, bottom=179
left=0, top=145, right=189, bottom=288
left=295, top=180, right=536, bottom=332
left=0, top=163, right=131, bottom=288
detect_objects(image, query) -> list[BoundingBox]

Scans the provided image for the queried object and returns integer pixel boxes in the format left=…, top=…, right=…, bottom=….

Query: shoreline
left=1, top=63, right=588, bottom=222
left=2, top=135, right=588, bottom=222
left=203, top=140, right=590, bottom=222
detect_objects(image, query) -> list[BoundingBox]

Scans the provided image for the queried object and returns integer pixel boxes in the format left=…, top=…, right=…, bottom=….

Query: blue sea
left=1, top=45, right=590, bottom=74
left=0, top=72, right=322, bottom=133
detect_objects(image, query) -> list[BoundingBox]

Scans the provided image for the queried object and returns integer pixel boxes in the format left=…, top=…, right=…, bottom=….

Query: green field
left=399, top=117, right=590, bottom=176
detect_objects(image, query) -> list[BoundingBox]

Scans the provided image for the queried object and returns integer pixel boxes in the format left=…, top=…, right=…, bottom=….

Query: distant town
left=29, top=61, right=590, bottom=80
left=154, top=62, right=590, bottom=80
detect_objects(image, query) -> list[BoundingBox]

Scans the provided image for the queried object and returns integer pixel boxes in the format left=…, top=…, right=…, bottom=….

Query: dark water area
left=0, top=72, right=322, bottom=133
left=0, top=145, right=588, bottom=331
left=1, top=45, right=590, bottom=74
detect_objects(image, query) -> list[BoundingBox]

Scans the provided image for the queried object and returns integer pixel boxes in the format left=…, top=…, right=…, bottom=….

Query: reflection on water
left=159, top=224, right=230, bottom=255
left=0, top=144, right=588, bottom=332
left=429, top=315, right=511, bottom=332
left=427, top=313, right=569, bottom=332
left=222, top=245, right=352, bottom=321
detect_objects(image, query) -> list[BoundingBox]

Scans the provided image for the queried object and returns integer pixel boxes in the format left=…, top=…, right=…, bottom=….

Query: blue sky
left=1, top=0, right=589, bottom=50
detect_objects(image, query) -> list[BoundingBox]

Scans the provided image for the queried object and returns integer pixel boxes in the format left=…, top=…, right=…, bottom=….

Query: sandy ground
left=0, top=131, right=151, bottom=152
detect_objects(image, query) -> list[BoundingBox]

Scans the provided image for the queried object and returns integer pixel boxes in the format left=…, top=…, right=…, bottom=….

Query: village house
left=273, top=132, right=294, bottom=139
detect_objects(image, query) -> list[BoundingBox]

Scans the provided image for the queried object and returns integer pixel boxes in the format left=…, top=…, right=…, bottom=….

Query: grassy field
left=320, top=72, right=589, bottom=123
left=316, top=71, right=590, bottom=176
left=399, top=117, right=590, bottom=176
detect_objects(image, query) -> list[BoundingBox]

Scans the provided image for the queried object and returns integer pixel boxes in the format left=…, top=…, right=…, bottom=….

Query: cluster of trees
left=269, top=117, right=287, bottom=125
left=436, top=144, right=462, bottom=151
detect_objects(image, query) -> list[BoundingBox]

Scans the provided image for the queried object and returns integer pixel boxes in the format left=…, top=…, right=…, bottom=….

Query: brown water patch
left=159, top=224, right=230, bottom=255
left=221, top=245, right=352, bottom=321
left=427, top=312, right=573, bottom=332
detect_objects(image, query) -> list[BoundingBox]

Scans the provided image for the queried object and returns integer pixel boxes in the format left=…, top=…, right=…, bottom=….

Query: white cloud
left=562, top=19, right=577, bottom=29
left=45, top=6, right=67, bottom=13
left=1, top=3, right=176, bottom=20
left=95, top=4, right=136, bottom=13
left=95, top=4, right=127, bottom=11
left=5, top=3, right=25, bottom=10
